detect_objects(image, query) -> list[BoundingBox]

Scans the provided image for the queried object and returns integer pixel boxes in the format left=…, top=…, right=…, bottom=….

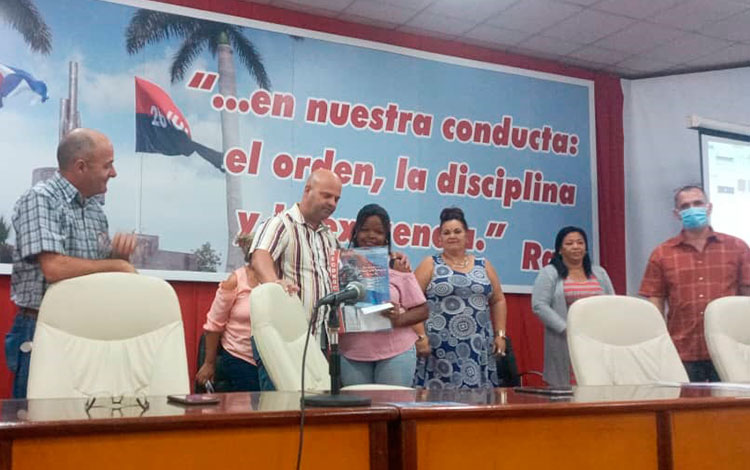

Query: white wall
left=623, top=67, right=750, bottom=294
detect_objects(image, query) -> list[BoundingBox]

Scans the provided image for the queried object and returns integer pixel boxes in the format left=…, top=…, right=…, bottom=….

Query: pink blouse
left=203, top=267, right=255, bottom=364
left=339, top=269, right=426, bottom=362
left=563, top=277, right=605, bottom=307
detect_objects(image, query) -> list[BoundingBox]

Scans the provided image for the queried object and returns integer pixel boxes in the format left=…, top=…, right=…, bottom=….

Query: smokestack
left=58, top=61, right=81, bottom=140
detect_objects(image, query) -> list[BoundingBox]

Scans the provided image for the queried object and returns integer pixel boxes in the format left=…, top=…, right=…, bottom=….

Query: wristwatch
left=494, top=329, right=506, bottom=339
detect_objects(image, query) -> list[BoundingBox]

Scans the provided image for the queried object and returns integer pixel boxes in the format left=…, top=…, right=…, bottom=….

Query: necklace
left=444, top=253, right=469, bottom=269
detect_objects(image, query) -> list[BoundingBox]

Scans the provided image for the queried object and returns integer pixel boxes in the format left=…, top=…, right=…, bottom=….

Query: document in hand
left=329, top=246, right=392, bottom=332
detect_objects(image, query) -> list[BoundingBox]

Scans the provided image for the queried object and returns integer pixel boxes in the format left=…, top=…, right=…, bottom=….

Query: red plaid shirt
left=639, top=230, right=750, bottom=361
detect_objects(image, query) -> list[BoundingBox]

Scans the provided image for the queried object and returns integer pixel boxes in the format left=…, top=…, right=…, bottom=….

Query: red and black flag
left=135, top=77, right=223, bottom=171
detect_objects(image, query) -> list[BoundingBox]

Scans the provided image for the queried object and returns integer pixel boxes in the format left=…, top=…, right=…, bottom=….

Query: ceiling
left=242, top=0, right=750, bottom=78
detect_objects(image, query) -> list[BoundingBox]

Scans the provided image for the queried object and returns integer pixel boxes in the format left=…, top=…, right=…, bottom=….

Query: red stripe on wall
left=0, top=279, right=543, bottom=397
left=0, top=276, right=14, bottom=396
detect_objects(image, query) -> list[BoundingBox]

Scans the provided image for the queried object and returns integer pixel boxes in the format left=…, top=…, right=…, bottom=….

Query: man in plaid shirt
left=639, top=185, right=750, bottom=382
left=6, top=128, right=138, bottom=398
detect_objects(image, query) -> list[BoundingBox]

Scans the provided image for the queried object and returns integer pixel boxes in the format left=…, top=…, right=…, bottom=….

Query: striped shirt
left=563, top=278, right=605, bottom=306
left=11, top=172, right=110, bottom=309
left=251, top=203, right=339, bottom=337
left=639, top=230, right=750, bottom=361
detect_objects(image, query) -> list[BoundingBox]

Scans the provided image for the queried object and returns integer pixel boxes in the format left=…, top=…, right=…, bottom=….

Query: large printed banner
left=0, top=0, right=597, bottom=292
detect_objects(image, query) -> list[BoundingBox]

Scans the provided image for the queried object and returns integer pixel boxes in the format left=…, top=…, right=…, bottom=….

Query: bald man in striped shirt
left=251, top=169, right=343, bottom=338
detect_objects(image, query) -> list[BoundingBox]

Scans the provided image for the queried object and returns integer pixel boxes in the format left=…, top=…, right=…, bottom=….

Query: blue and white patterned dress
left=414, top=255, right=499, bottom=389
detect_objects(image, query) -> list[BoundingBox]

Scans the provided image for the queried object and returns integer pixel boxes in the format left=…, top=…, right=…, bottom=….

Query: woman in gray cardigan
left=531, top=226, right=614, bottom=386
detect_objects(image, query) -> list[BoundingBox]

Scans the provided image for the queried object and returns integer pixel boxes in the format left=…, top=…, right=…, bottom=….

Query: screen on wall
left=701, top=132, right=750, bottom=244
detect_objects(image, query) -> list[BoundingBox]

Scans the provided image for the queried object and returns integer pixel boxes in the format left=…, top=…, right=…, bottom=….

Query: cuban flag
left=135, top=77, right=223, bottom=171
left=0, top=64, right=49, bottom=108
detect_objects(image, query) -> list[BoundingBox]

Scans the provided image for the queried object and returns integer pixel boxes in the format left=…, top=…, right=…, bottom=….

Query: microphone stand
left=303, top=302, right=371, bottom=407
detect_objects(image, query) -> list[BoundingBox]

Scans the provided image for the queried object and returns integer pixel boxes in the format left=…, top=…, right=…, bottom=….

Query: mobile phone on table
left=167, top=394, right=221, bottom=405
left=513, top=386, right=574, bottom=396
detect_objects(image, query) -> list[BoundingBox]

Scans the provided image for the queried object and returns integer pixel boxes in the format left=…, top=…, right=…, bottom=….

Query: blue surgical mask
left=680, top=206, right=708, bottom=230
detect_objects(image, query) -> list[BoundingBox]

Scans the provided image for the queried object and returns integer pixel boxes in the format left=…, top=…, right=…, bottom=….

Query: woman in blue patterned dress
left=413, top=207, right=508, bottom=389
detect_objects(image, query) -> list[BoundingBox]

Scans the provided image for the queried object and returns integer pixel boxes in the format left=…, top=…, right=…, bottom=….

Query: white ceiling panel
left=649, top=0, right=748, bottom=31
left=486, top=0, right=582, bottom=33
left=593, top=21, right=685, bottom=53
left=404, top=10, right=479, bottom=35
left=425, top=0, right=518, bottom=22
left=246, top=0, right=750, bottom=78
left=616, top=55, right=679, bottom=72
left=542, top=9, right=635, bottom=44
left=685, top=43, right=750, bottom=67
left=556, top=0, right=601, bottom=5
left=462, top=24, right=531, bottom=47
left=396, top=24, right=455, bottom=40
left=344, top=1, right=418, bottom=24
left=338, top=13, right=399, bottom=29
left=643, top=33, right=732, bottom=63
left=567, top=45, right=633, bottom=65
left=563, top=57, right=608, bottom=69
left=592, top=0, right=686, bottom=20
left=269, top=0, right=343, bottom=17
left=356, top=0, right=436, bottom=10
left=700, top=10, right=750, bottom=42
left=516, top=34, right=583, bottom=56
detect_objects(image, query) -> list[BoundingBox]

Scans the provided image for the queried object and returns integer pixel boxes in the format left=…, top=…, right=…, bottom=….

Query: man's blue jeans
left=4, top=312, right=36, bottom=398
left=683, top=360, right=720, bottom=382
left=251, top=336, right=276, bottom=391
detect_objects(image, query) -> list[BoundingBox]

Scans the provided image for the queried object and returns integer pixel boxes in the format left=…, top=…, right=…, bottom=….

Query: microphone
left=315, top=281, right=365, bottom=308
left=304, top=279, right=373, bottom=407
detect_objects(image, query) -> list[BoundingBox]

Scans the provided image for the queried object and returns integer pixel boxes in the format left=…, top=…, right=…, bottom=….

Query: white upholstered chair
left=249, top=283, right=413, bottom=392
left=27, top=272, right=190, bottom=399
left=567, top=295, right=688, bottom=385
left=250, top=282, right=330, bottom=391
left=705, top=296, right=750, bottom=382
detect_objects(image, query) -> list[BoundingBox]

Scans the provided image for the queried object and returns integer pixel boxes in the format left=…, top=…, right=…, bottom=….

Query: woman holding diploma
left=339, top=204, right=428, bottom=387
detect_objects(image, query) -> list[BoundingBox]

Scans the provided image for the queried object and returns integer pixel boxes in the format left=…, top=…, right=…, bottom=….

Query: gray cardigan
left=531, top=264, right=614, bottom=386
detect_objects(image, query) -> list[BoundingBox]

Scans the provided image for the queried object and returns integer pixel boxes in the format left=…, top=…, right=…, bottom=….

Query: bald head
left=57, top=128, right=116, bottom=198
left=307, top=169, right=341, bottom=190
left=300, top=169, right=342, bottom=227
left=57, top=128, right=110, bottom=171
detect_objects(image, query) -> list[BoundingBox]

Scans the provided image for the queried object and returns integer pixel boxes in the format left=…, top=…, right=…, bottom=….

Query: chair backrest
left=27, top=273, right=190, bottom=399
left=567, top=295, right=688, bottom=385
left=249, top=283, right=329, bottom=391
left=705, top=296, right=750, bottom=382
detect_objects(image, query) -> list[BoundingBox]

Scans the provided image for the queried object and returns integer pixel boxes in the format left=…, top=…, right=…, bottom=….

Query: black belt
left=18, top=307, right=38, bottom=317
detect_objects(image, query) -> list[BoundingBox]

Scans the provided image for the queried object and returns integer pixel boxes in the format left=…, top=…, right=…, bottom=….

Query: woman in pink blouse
left=339, top=204, right=429, bottom=387
left=531, top=226, right=614, bottom=386
left=339, top=204, right=428, bottom=387
left=196, top=233, right=260, bottom=392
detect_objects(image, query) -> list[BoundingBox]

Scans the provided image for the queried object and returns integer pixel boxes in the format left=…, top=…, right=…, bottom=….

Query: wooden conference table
left=0, top=385, right=749, bottom=470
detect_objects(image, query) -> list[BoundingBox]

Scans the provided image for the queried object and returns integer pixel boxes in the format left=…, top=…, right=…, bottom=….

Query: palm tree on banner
left=126, top=11, right=271, bottom=270
left=0, top=0, right=52, bottom=54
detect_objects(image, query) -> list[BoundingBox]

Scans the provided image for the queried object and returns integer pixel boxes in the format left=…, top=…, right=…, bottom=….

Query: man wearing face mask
left=639, top=185, right=750, bottom=382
